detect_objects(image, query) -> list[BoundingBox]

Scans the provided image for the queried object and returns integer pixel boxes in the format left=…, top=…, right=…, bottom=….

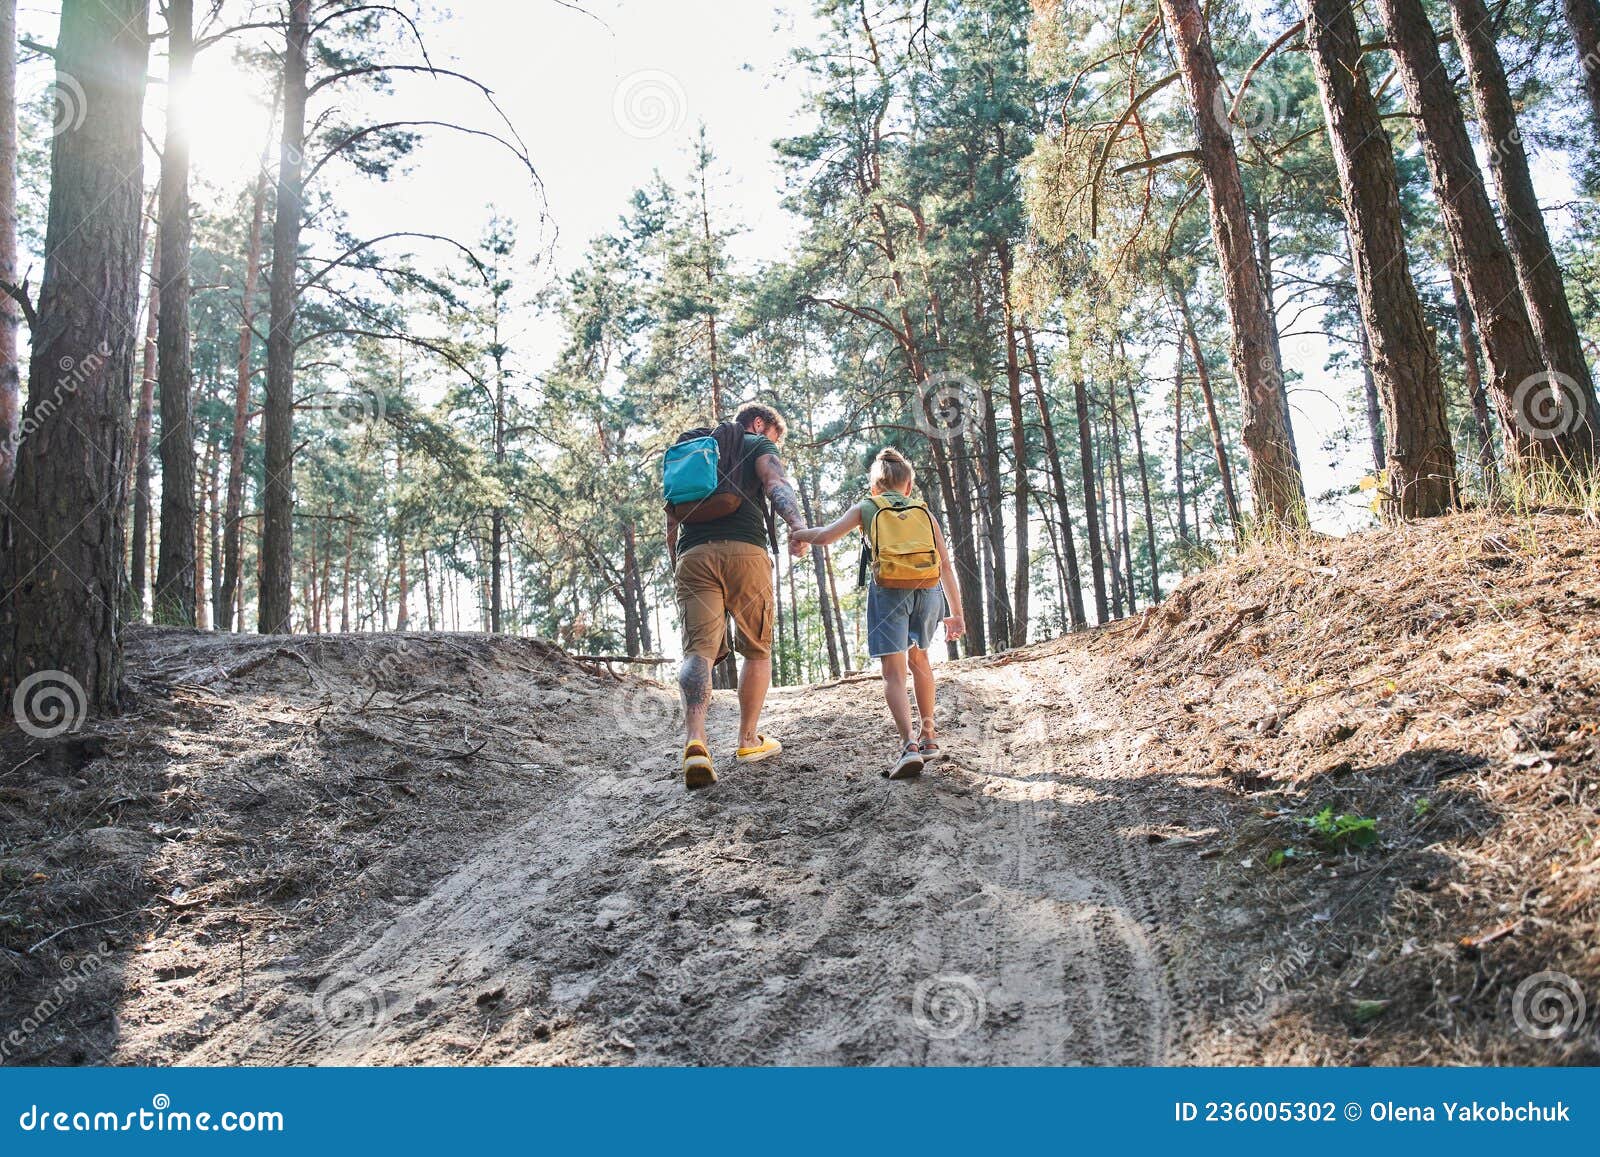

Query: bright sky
left=185, top=0, right=819, bottom=287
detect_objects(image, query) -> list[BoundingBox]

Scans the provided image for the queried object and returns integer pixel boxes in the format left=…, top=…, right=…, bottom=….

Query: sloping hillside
left=1, top=512, right=1595, bottom=1065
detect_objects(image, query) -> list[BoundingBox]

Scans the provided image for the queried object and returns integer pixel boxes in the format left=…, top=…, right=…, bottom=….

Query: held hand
left=943, top=614, right=966, bottom=640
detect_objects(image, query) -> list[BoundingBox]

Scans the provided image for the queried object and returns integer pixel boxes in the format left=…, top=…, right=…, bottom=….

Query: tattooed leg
left=678, top=654, right=712, bottom=746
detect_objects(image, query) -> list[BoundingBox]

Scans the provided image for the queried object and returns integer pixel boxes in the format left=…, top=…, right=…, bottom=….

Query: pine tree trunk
left=1380, top=0, right=1560, bottom=470
left=770, top=518, right=786, bottom=687
left=1176, top=284, right=1241, bottom=535
left=1034, top=490, right=1069, bottom=633
left=259, top=0, right=310, bottom=634
left=785, top=545, right=801, bottom=678
left=799, top=482, right=841, bottom=678
left=850, top=159, right=982, bottom=654
left=997, top=242, right=1029, bottom=647
left=394, top=548, right=407, bottom=631
left=234, top=523, right=246, bottom=629
left=1359, top=319, right=1386, bottom=473
left=1159, top=0, right=1306, bottom=524
left=1127, top=380, right=1161, bottom=603
left=505, top=551, right=517, bottom=636
left=0, top=0, right=17, bottom=494
left=978, top=386, right=1012, bottom=649
left=475, top=525, right=491, bottom=630
left=341, top=520, right=353, bottom=632
left=918, top=280, right=984, bottom=657
left=932, top=432, right=985, bottom=656
left=152, top=0, right=196, bottom=625
left=420, top=546, right=434, bottom=632
left=1307, top=0, right=1458, bottom=518
left=1253, top=195, right=1302, bottom=479
left=1096, top=417, right=1123, bottom=620
left=1108, top=385, right=1136, bottom=614
left=130, top=233, right=159, bottom=616
left=634, top=554, right=652, bottom=653
left=320, top=516, right=332, bottom=633
left=395, top=525, right=409, bottom=633
left=1173, top=334, right=1190, bottom=551
left=208, top=440, right=223, bottom=627
left=1452, top=0, right=1600, bottom=456
left=714, top=644, right=738, bottom=689
left=1022, top=325, right=1085, bottom=629
left=825, top=548, right=850, bottom=672
left=488, top=345, right=505, bottom=633
left=620, top=521, right=643, bottom=657
left=306, top=521, right=319, bottom=633
left=1189, top=460, right=1203, bottom=544
left=489, top=508, right=504, bottom=633
left=1072, top=359, right=1109, bottom=623
left=220, top=89, right=276, bottom=627
left=1451, top=270, right=1499, bottom=490
left=194, top=435, right=210, bottom=629
left=1565, top=0, right=1600, bottom=153
left=1, top=0, right=149, bottom=712
left=922, top=479, right=960, bottom=659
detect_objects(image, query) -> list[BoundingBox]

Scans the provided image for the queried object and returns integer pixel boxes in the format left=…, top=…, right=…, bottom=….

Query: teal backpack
left=662, top=422, right=750, bottom=523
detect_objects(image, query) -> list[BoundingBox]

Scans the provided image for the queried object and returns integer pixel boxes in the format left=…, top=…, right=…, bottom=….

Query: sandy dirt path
left=169, top=642, right=1219, bottom=1066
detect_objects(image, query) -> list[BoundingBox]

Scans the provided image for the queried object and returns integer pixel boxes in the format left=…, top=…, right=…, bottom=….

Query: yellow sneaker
left=735, top=734, right=782, bottom=764
left=683, top=742, right=716, bottom=790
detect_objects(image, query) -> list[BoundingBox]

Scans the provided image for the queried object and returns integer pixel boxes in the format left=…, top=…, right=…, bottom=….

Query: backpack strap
left=715, top=423, right=768, bottom=510
left=858, top=496, right=891, bottom=588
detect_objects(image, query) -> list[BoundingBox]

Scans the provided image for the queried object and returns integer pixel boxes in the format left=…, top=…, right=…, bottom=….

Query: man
left=666, top=404, right=808, bottom=789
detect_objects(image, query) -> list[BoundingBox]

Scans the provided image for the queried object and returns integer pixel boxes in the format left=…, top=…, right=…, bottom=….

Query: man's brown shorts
left=674, top=541, right=774, bottom=662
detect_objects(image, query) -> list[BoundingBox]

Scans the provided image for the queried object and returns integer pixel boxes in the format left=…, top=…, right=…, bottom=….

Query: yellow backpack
left=860, top=494, right=941, bottom=590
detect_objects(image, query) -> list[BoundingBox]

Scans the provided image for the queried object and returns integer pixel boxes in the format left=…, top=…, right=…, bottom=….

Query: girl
left=791, top=448, right=965, bottom=778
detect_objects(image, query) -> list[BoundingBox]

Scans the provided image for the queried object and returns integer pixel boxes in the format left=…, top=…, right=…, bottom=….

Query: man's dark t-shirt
left=676, top=433, right=778, bottom=555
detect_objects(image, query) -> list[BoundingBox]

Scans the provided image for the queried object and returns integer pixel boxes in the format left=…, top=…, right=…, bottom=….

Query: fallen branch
left=1202, top=604, right=1267, bottom=657
left=434, top=739, right=488, bottom=761
left=27, top=908, right=142, bottom=955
